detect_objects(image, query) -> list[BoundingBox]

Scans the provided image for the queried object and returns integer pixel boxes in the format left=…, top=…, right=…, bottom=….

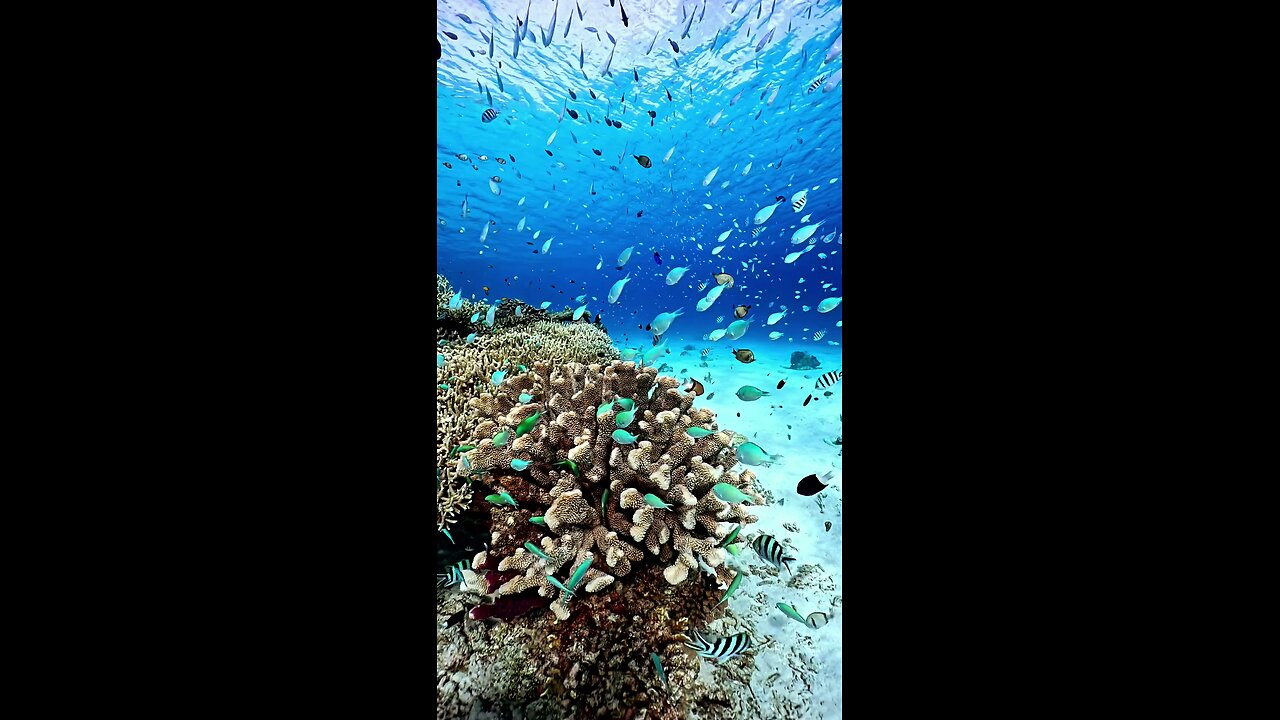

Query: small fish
left=443, top=31, right=458, bottom=40
left=437, top=560, right=469, bottom=589
left=731, top=349, right=757, bottom=364
left=797, top=470, right=835, bottom=496
left=634, top=154, right=652, bottom=168
left=491, top=369, right=506, bottom=385
left=448, top=444, right=476, bottom=458
left=684, top=628, right=752, bottom=661
left=736, top=441, right=781, bottom=467
left=493, top=429, right=511, bottom=447
left=653, top=251, right=661, bottom=264
left=814, top=370, right=843, bottom=389
left=776, top=378, right=786, bottom=390
left=567, top=557, right=592, bottom=591
left=777, top=602, right=808, bottom=625
left=614, top=409, right=636, bottom=428
left=457, top=13, right=472, bottom=23
left=643, top=493, right=673, bottom=510
left=686, top=426, right=716, bottom=439
left=712, top=272, right=734, bottom=287
left=712, top=482, right=754, bottom=504
left=717, top=572, right=743, bottom=606
left=668, top=38, right=680, bottom=53
left=485, top=492, right=520, bottom=508
left=633, top=67, right=639, bottom=81
left=510, top=458, right=531, bottom=471
left=751, top=226, right=765, bottom=239
left=803, top=393, right=812, bottom=406
left=683, top=377, right=706, bottom=396
left=551, top=459, right=581, bottom=476
left=755, top=27, right=775, bottom=52
left=524, top=541, right=550, bottom=560
left=529, top=516, right=547, bottom=526
left=734, top=305, right=751, bottom=319
left=720, top=524, right=743, bottom=548
left=807, top=73, right=828, bottom=93
left=612, top=429, right=638, bottom=444
left=567, top=108, right=579, bottom=120
left=806, top=612, right=829, bottom=629
left=516, top=411, right=543, bottom=437
left=813, top=330, right=826, bottom=341
left=651, top=653, right=668, bottom=687
left=752, top=533, right=796, bottom=574
left=616, top=397, right=635, bottom=411
left=706, top=392, right=715, bottom=400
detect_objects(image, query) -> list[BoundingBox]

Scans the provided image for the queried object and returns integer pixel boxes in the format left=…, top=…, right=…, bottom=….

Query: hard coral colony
left=457, top=359, right=765, bottom=621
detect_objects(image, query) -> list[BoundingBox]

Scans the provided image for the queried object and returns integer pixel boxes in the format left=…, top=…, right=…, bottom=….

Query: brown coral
left=461, top=360, right=763, bottom=616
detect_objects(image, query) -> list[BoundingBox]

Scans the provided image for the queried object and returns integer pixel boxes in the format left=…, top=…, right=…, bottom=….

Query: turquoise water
left=436, top=0, right=843, bottom=351
left=437, top=8, right=844, bottom=715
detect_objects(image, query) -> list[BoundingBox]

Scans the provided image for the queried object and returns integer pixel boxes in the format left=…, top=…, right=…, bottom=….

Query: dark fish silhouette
left=593, top=148, right=602, bottom=155
left=797, top=470, right=834, bottom=497
left=653, top=250, right=660, bottom=263
left=634, top=155, right=652, bottom=168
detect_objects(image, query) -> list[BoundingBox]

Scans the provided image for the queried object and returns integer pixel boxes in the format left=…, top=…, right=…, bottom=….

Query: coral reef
left=788, top=350, right=821, bottom=370
left=457, top=360, right=763, bottom=621
left=437, top=277, right=622, bottom=538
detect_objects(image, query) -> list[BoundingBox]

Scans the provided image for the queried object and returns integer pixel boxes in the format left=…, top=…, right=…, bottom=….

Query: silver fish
left=488, top=26, right=495, bottom=57
left=681, top=4, right=695, bottom=38
left=549, top=3, right=557, bottom=40
left=755, top=27, right=774, bottom=52
left=601, top=43, right=616, bottom=76
left=576, top=0, right=584, bottom=21
left=647, top=30, right=658, bottom=55
left=522, top=0, right=533, bottom=40
left=684, top=628, right=752, bottom=661
left=563, top=6, right=573, bottom=38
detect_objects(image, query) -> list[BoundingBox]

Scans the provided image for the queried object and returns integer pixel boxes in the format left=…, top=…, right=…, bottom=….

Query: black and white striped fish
left=806, top=611, right=829, bottom=629
left=437, top=560, right=469, bottom=589
left=683, top=628, right=753, bottom=661
left=481, top=108, right=498, bottom=123
left=807, top=73, right=828, bottom=94
left=792, top=190, right=808, bottom=212
left=752, top=534, right=796, bottom=575
left=814, top=370, right=842, bottom=388
left=751, top=226, right=765, bottom=238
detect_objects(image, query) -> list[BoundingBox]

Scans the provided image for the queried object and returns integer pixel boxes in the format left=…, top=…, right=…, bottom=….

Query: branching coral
left=436, top=282, right=622, bottom=538
left=459, top=360, right=764, bottom=620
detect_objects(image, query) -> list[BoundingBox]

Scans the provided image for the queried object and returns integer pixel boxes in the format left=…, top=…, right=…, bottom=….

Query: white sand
left=645, top=337, right=845, bottom=720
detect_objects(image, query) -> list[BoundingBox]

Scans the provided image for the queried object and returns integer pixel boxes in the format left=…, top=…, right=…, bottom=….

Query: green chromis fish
left=651, top=653, right=669, bottom=687
left=518, top=392, right=534, bottom=403
left=717, top=571, right=743, bottom=606
left=735, top=441, right=782, bottom=467
left=712, top=482, right=754, bottom=504
left=686, top=426, right=716, bottom=438
left=567, top=557, right=592, bottom=590
left=643, top=493, right=672, bottom=510
left=612, top=429, right=638, bottom=444
left=493, top=430, right=511, bottom=447
left=551, top=459, right=581, bottom=476
left=777, top=602, right=808, bottom=625
left=516, top=411, right=543, bottom=437
left=491, top=370, right=506, bottom=386
left=485, top=492, right=519, bottom=508
left=614, top=409, right=636, bottom=428
left=511, top=458, right=531, bottom=471
left=735, top=385, right=769, bottom=401
left=615, top=397, right=636, bottom=411
left=597, top=401, right=615, bottom=417
left=601, top=487, right=611, bottom=514
left=529, top=516, right=547, bottom=525
left=449, top=445, right=476, bottom=458
left=725, top=542, right=743, bottom=556
left=524, top=541, right=550, bottom=560
left=619, top=348, right=640, bottom=361
left=719, top=524, right=742, bottom=547
left=547, top=575, right=575, bottom=600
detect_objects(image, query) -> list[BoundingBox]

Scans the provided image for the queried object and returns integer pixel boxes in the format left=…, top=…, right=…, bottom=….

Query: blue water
left=437, top=0, right=843, bottom=352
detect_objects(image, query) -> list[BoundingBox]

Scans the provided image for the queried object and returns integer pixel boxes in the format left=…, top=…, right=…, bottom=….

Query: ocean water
left=438, top=1, right=843, bottom=717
